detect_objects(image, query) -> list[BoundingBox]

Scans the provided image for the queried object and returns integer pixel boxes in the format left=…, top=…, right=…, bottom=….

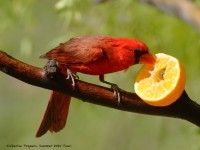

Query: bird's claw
left=43, top=60, right=60, bottom=78
left=66, top=68, right=79, bottom=90
left=111, top=84, right=121, bottom=106
left=99, top=75, right=122, bottom=106
left=43, top=61, right=78, bottom=90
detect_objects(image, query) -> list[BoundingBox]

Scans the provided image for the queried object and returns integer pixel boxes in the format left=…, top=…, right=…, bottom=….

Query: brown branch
left=0, top=50, right=200, bottom=127
left=140, top=0, right=200, bottom=31
left=95, top=0, right=200, bottom=31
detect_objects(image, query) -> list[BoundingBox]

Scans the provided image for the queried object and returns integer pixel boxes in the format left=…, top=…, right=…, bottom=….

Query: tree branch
left=0, top=50, right=200, bottom=127
left=96, top=0, right=200, bottom=31
left=140, top=0, right=200, bottom=31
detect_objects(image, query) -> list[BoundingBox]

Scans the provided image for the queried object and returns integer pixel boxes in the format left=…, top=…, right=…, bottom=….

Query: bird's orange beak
left=139, top=53, right=155, bottom=64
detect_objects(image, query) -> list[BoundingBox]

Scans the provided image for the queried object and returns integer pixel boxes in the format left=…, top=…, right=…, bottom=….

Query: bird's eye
left=134, top=50, right=140, bottom=54
left=134, top=49, right=143, bottom=57
left=134, top=50, right=148, bottom=64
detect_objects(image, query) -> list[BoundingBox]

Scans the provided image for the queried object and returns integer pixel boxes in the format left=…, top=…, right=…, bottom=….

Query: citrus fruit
left=134, top=53, right=186, bottom=106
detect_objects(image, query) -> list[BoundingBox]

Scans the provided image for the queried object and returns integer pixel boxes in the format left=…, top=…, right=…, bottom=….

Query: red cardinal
left=36, top=35, right=155, bottom=137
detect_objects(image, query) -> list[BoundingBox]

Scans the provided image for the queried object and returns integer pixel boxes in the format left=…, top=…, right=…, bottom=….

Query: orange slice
left=134, top=53, right=186, bottom=106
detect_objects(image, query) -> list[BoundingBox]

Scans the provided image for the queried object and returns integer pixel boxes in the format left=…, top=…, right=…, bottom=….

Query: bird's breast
left=69, top=57, right=133, bottom=75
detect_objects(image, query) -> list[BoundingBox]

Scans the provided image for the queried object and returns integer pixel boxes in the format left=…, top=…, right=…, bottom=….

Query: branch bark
left=0, top=50, right=200, bottom=127
left=140, top=0, right=200, bottom=31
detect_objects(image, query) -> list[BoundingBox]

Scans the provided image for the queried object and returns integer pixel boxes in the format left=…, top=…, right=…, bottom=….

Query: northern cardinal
left=36, top=35, right=155, bottom=137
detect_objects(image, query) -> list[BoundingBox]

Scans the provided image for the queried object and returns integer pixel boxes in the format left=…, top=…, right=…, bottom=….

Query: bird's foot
left=43, top=60, right=60, bottom=78
left=111, top=84, right=122, bottom=106
left=99, top=75, right=122, bottom=106
left=66, top=68, right=79, bottom=90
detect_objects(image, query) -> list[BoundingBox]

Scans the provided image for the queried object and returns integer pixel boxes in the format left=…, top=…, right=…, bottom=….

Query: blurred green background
left=1, top=0, right=200, bottom=150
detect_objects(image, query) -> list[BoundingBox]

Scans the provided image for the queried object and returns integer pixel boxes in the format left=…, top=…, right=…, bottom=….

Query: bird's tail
left=36, top=91, right=71, bottom=137
left=36, top=64, right=74, bottom=137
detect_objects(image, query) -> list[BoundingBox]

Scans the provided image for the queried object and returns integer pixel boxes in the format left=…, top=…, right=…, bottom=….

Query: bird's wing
left=40, top=36, right=109, bottom=64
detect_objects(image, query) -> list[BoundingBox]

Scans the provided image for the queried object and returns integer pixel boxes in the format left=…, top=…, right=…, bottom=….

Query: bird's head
left=127, top=39, right=155, bottom=64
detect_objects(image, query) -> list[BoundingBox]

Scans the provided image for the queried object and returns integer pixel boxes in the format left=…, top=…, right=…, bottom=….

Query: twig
left=0, top=50, right=200, bottom=127
left=140, top=0, right=200, bottom=31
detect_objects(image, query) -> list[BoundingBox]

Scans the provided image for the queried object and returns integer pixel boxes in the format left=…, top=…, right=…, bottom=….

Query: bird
left=36, top=35, right=155, bottom=137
